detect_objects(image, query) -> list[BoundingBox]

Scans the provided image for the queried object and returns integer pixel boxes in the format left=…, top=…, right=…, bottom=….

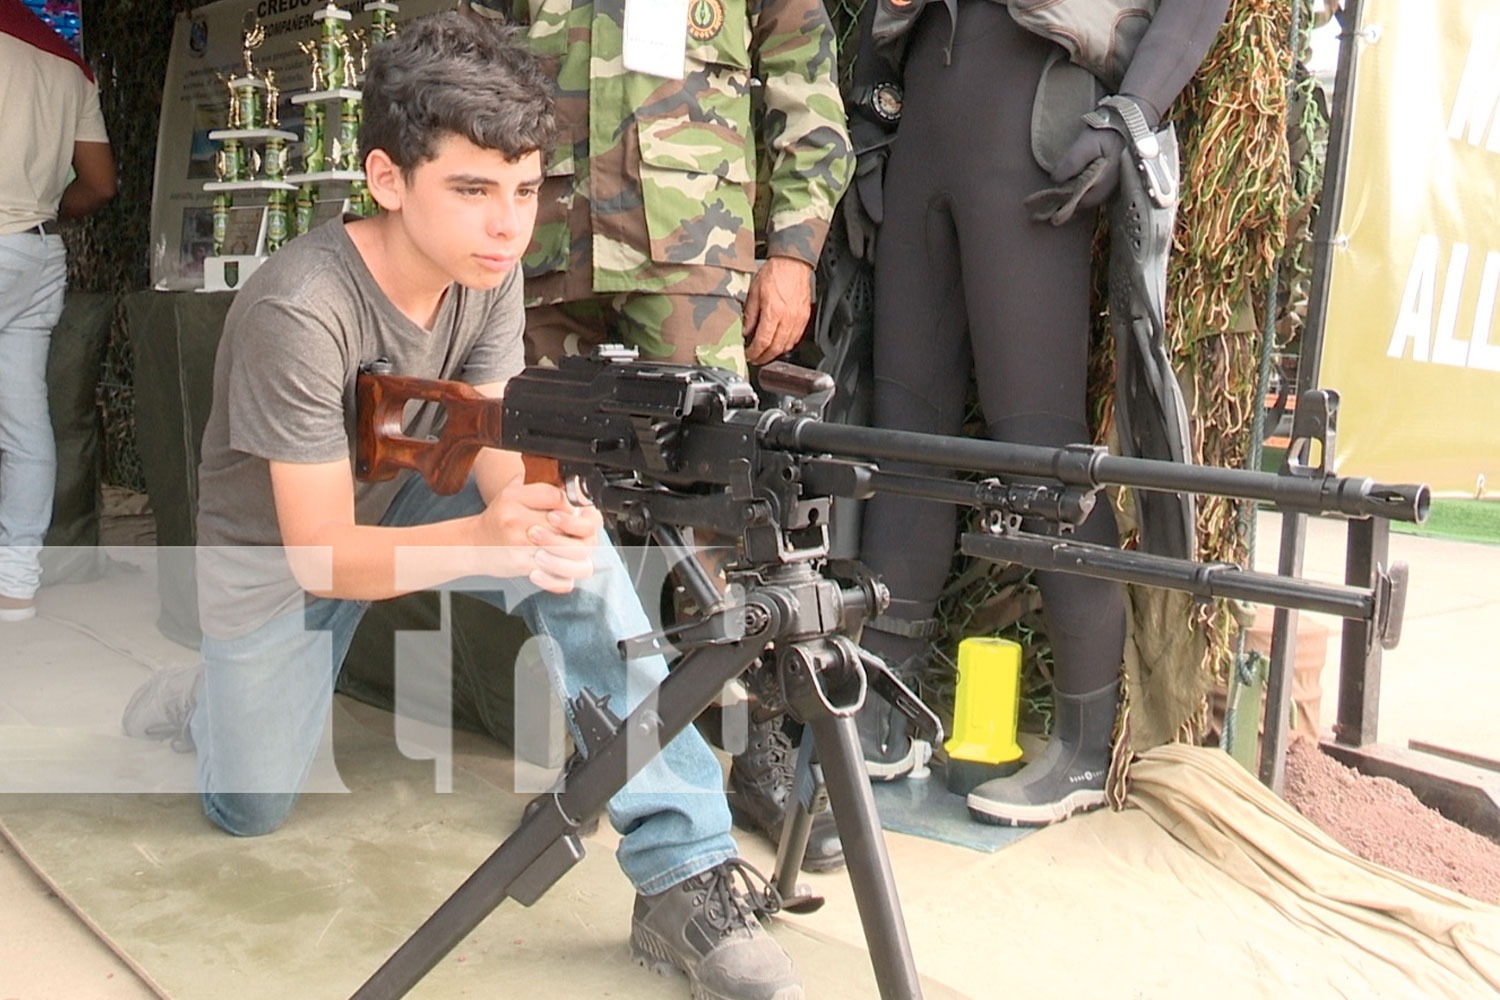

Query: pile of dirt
left=1281, top=740, right=1500, bottom=906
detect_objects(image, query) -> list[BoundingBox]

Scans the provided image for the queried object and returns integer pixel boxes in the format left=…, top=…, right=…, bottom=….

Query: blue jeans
left=0, top=232, right=66, bottom=600
left=192, top=476, right=735, bottom=894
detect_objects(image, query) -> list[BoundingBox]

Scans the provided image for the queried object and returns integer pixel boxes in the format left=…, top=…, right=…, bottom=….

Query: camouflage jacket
left=512, top=0, right=853, bottom=304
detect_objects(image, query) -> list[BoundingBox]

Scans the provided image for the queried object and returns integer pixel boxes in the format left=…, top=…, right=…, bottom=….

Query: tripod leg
left=772, top=733, right=824, bottom=901
left=349, top=634, right=772, bottom=1000
left=805, top=711, right=924, bottom=999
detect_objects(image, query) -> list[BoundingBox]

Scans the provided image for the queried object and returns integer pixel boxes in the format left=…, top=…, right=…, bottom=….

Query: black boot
left=854, top=666, right=921, bottom=782
left=966, top=681, right=1118, bottom=827
left=854, top=641, right=929, bottom=782
left=727, top=717, right=844, bottom=873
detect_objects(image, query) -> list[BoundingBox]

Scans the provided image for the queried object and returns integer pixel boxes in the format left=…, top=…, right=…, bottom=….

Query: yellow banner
left=1319, top=0, right=1500, bottom=498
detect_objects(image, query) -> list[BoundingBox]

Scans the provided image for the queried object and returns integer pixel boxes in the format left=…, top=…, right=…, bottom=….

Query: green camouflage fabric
left=513, top=0, right=853, bottom=307
left=526, top=293, right=748, bottom=374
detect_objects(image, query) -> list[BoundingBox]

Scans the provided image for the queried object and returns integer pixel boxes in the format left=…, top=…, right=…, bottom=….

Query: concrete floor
left=1, top=509, right=1495, bottom=998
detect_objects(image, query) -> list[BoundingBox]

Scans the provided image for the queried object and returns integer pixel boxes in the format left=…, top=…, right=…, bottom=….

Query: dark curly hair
left=359, top=10, right=558, bottom=175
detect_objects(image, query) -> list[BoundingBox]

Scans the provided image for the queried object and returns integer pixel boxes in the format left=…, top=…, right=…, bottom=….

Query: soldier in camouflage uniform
left=466, top=0, right=853, bottom=883
left=495, top=0, right=853, bottom=376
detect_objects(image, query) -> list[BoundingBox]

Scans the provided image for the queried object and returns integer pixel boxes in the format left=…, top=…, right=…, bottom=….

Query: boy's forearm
left=287, top=517, right=487, bottom=601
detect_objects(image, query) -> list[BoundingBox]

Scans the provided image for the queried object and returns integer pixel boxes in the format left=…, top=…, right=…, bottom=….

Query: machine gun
left=349, top=348, right=1428, bottom=1000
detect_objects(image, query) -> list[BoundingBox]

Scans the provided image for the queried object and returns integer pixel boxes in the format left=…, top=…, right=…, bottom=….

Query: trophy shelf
left=208, top=128, right=298, bottom=143
left=284, top=170, right=365, bottom=184
left=292, top=89, right=363, bottom=105
left=203, top=180, right=298, bottom=192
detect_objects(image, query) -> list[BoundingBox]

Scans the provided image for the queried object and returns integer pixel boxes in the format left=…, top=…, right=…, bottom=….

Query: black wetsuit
left=858, top=0, right=1227, bottom=697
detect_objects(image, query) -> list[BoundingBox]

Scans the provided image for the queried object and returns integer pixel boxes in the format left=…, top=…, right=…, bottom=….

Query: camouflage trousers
left=524, top=293, right=748, bottom=377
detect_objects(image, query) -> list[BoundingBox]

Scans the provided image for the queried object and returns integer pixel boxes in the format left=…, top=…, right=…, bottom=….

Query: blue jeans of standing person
left=0, top=230, right=66, bottom=601
left=191, top=475, right=736, bottom=895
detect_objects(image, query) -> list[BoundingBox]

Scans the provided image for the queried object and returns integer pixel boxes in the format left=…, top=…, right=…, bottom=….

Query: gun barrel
left=764, top=416, right=1430, bottom=524
left=964, top=533, right=1377, bottom=620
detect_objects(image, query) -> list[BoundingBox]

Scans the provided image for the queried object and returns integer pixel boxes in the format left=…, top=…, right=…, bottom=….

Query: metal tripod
left=350, top=542, right=938, bottom=1000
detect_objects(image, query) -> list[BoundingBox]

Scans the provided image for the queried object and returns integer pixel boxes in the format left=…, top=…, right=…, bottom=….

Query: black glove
left=1025, top=128, right=1126, bottom=226
left=841, top=148, right=887, bottom=261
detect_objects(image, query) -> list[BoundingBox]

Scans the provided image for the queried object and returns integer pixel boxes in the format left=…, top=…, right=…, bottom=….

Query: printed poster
left=1318, top=0, right=1500, bottom=497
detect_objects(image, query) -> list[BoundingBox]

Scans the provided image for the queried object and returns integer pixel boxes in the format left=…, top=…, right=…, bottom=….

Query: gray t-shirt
left=195, top=218, right=525, bottom=637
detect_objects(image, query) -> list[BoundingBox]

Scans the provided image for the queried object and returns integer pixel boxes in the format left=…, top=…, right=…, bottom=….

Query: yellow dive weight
left=944, top=637, right=1024, bottom=766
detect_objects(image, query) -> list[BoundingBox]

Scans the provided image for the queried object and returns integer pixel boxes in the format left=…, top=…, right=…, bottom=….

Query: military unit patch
left=688, top=0, right=725, bottom=41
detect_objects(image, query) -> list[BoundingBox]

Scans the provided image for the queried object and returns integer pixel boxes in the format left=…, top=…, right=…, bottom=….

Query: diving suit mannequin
left=847, top=0, right=1230, bottom=825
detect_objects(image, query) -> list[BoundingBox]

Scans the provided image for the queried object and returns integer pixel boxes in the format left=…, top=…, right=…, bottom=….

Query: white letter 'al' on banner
left=1387, top=237, right=1500, bottom=370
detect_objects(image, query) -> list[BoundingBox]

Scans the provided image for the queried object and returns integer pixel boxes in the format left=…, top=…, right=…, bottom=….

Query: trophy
left=295, top=183, right=320, bottom=236
left=264, top=138, right=289, bottom=180
left=212, top=191, right=233, bottom=254
left=337, top=99, right=362, bottom=171
left=261, top=71, right=288, bottom=180
left=215, top=139, right=246, bottom=182
left=240, top=20, right=265, bottom=78
left=316, top=1, right=352, bottom=91
left=219, top=74, right=240, bottom=129
left=338, top=29, right=369, bottom=89
left=266, top=188, right=291, bottom=252
left=232, top=20, right=267, bottom=130
left=297, top=38, right=327, bottom=93
left=348, top=178, right=376, bottom=218
left=367, top=1, right=400, bottom=43
left=303, top=101, right=327, bottom=172
left=264, top=69, right=281, bottom=127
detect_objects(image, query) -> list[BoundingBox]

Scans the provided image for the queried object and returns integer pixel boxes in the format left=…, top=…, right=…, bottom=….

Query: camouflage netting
left=65, top=0, right=198, bottom=493
left=1110, top=0, right=1303, bottom=778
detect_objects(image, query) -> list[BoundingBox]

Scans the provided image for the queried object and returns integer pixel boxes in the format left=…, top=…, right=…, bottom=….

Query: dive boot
left=853, top=653, right=928, bottom=782
left=966, top=681, right=1118, bottom=827
left=856, top=611, right=935, bottom=782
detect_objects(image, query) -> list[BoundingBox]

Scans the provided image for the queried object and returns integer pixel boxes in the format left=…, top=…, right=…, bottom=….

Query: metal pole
left=1335, top=516, right=1387, bottom=745
left=1261, top=0, right=1369, bottom=788
left=1300, top=0, right=1366, bottom=391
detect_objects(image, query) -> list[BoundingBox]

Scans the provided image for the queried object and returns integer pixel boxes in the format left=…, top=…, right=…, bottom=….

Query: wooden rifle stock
left=354, top=369, right=540, bottom=494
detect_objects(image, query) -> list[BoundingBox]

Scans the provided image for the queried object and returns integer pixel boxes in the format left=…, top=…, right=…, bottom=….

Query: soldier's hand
left=743, top=256, right=814, bottom=365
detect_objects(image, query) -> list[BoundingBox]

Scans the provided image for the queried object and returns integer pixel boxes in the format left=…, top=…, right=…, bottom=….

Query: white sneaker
left=122, top=663, right=204, bottom=752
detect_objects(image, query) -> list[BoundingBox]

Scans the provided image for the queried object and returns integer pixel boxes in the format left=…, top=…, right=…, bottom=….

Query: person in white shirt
left=0, top=0, right=116, bottom=621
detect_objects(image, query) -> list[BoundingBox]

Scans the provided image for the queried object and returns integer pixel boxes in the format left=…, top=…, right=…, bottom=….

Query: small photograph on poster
left=179, top=206, right=216, bottom=278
